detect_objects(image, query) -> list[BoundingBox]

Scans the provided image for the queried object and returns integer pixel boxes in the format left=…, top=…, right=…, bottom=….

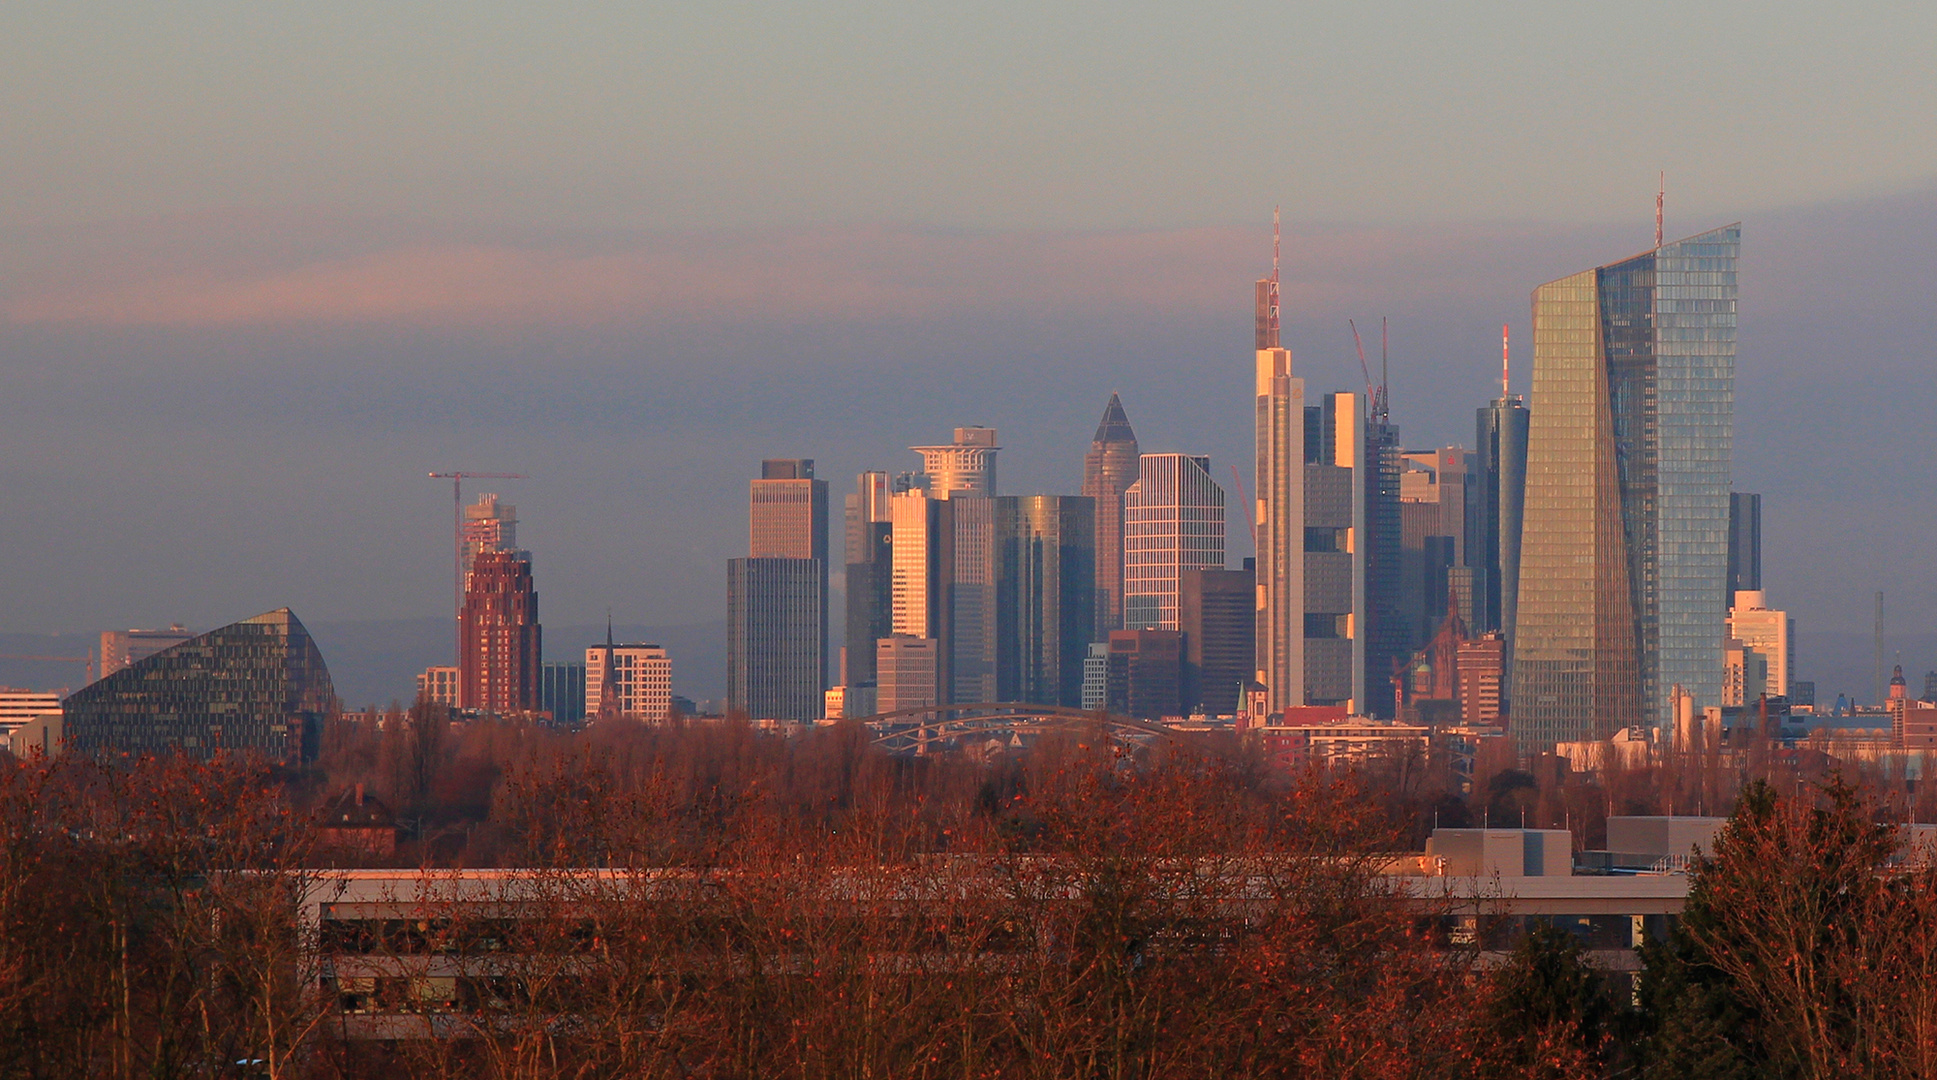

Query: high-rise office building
left=1727, top=590, right=1789, bottom=701
left=1179, top=564, right=1254, bottom=716
left=913, top=427, right=999, bottom=498
left=1362, top=412, right=1406, bottom=716
left=1399, top=448, right=1472, bottom=644
left=890, top=489, right=940, bottom=641
left=62, top=608, right=337, bottom=763
left=727, top=558, right=823, bottom=721
left=1124, top=454, right=1225, bottom=631
left=1253, top=248, right=1306, bottom=715
left=1106, top=629, right=1184, bottom=720
left=938, top=495, right=998, bottom=703
left=750, top=459, right=829, bottom=687
left=1305, top=392, right=1368, bottom=710
left=1083, top=395, right=1141, bottom=633
left=995, top=495, right=1096, bottom=707
left=1728, top=492, right=1761, bottom=596
left=875, top=635, right=939, bottom=714
left=844, top=472, right=894, bottom=687
left=99, top=625, right=194, bottom=679
left=539, top=661, right=586, bottom=725
left=584, top=643, right=672, bottom=721
left=1512, top=225, right=1739, bottom=751
left=460, top=550, right=542, bottom=714
left=462, top=494, right=517, bottom=567
left=1472, top=384, right=1530, bottom=649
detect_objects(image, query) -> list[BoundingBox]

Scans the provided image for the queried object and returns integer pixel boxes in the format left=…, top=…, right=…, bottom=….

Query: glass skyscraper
left=995, top=495, right=1096, bottom=707
left=62, top=608, right=338, bottom=763
left=1512, top=225, right=1738, bottom=750
left=1123, top=453, right=1225, bottom=632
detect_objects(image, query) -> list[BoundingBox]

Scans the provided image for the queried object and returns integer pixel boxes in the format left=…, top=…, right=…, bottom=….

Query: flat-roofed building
left=584, top=644, right=671, bottom=722
left=100, top=625, right=194, bottom=679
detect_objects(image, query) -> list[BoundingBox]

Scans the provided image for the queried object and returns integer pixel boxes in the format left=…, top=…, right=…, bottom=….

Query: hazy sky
left=4, top=3, right=1936, bottom=699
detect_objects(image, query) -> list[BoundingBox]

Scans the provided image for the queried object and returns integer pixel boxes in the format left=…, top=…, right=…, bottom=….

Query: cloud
left=0, top=217, right=1590, bottom=329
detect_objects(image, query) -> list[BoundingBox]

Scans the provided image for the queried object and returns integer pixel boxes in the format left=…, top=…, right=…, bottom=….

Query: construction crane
left=428, top=471, right=528, bottom=663
left=0, top=653, right=94, bottom=685
left=1347, top=319, right=1376, bottom=414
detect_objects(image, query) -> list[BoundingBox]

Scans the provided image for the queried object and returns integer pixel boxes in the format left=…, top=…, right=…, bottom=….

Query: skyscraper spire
left=594, top=609, right=621, bottom=722
left=1502, top=323, right=1510, bottom=399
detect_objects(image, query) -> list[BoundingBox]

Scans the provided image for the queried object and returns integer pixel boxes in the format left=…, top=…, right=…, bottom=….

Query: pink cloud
left=0, top=218, right=1587, bottom=328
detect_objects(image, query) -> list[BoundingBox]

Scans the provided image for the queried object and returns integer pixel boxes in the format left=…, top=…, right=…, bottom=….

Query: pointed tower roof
left=1092, top=393, right=1136, bottom=445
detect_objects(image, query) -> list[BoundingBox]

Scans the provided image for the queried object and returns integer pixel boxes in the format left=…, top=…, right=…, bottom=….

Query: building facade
left=539, top=661, right=586, bottom=725
left=844, top=471, right=894, bottom=688
left=62, top=608, right=337, bottom=763
left=1727, top=492, right=1761, bottom=597
left=460, top=551, right=542, bottom=714
left=1179, top=564, right=1254, bottom=716
left=415, top=665, right=459, bottom=708
left=875, top=635, right=939, bottom=714
left=1106, top=629, right=1184, bottom=721
left=1083, top=394, right=1140, bottom=634
left=99, top=625, right=195, bottom=680
left=1726, top=590, right=1790, bottom=701
left=1123, top=453, right=1225, bottom=632
left=727, top=558, right=823, bottom=722
left=994, top=494, right=1096, bottom=707
left=1253, top=264, right=1306, bottom=714
left=912, top=427, right=999, bottom=499
left=1472, top=390, right=1530, bottom=651
left=749, top=459, right=829, bottom=688
left=583, top=644, right=671, bottom=721
left=1512, top=225, right=1739, bottom=751
left=462, top=494, right=517, bottom=567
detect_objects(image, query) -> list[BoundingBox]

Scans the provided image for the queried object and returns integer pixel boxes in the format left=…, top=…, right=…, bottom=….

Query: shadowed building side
left=62, top=608, right=338, bottom=764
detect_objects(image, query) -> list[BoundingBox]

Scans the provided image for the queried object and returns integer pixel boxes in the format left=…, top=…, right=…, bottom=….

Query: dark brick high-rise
left=460, top=550, right=541, bottom=713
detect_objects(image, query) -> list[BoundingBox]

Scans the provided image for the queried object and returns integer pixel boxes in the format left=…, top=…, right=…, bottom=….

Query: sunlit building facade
left=1083, top=395, right=1140, bottom=634
left=995, top=494, right=1095, bottom=707
left=1123, top=453, right=1225, bottom=632
left=1512, top=225, right=1738, bottom=751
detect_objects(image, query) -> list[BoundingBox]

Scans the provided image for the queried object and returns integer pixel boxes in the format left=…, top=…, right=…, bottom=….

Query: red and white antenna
left=1501, top=323, right=1510, bottom=399
left=1655, top=171, right=1664, bottom=249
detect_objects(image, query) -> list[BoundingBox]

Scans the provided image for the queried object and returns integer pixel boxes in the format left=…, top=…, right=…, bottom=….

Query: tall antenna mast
left=1377, top=316, right=1390, bottom=423
left=1268, top=206, right=1281, bottom=344
left=1655, top=171, right=1665, bottom=249
left=1501, top=323, right=1510, bottom=399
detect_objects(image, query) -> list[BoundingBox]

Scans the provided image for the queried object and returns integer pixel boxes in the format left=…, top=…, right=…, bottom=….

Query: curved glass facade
left=1512, top=226, right=1737, bottom=750
left=62, top=608, right=338, bottom=763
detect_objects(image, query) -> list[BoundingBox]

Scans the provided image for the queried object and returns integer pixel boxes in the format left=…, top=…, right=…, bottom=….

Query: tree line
left=1, top=711, right=1935, bottom=1077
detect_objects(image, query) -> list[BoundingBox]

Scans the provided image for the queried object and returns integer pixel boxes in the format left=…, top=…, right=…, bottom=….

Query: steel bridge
left=853, top=702, right=1213, bottom=757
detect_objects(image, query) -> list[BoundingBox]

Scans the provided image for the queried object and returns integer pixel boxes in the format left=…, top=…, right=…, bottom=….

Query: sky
left=3, top=2, right=1937, bottom=702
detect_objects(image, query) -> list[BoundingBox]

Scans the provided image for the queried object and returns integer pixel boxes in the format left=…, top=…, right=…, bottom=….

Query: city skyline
left=6, top=8, right=1937, bottom=712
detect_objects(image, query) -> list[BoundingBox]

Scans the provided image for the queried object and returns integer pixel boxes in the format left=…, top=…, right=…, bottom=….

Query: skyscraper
left=1083, top=394, right=1140, bottom=633
left=750, top=459, right=829, bottom=686
left=912, top=427, right=999, bottom=498
left=462, top=494, right=517, bottom=567
left=844, top=471, right=894, bottom=688
left=1253, top=232, right=1306, bottom=715
left=1728, top=491, right=1761, bottom=596
left=1472, top=374, right=1530, bottom=646
left=1123, top=453, right=1225, bottom=631
left=1305, top=392, right=1368, bottom=710
left=1179, top=564, right=1254, bottom=716
left=1512, top=225, right=1739, bottom=751
left=727, top=558, right=823, bottom=721
left=460, top=550, right=542, bottom=713
left=938, top=495, right=998, bottom=703
left=1363, top=410, right=1406, bottom=716
left=995, top=495, right=1096, bottom=706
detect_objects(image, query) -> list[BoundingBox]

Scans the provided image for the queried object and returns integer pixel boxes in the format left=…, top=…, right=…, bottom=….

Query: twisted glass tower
left=1511, top=225, right=1738, bottom=751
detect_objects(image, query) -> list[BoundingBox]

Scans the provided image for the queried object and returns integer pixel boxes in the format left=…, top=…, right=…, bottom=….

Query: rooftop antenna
left=1268, top=206, right=1281, bottom=345
left=1655, top=171, right=1665, bottom=249
left=1501, top=323, right=1510, bottom=399
left=1377, top=317, right=1390, bottom=424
